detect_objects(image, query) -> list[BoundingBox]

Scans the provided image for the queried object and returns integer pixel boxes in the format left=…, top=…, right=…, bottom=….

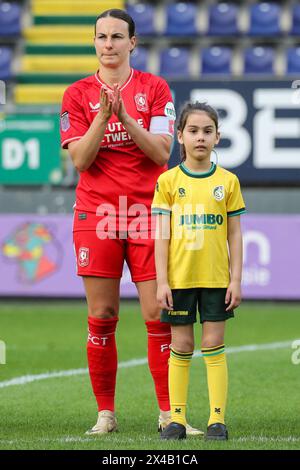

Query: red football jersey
left=60, top=69, right=175, bottom=224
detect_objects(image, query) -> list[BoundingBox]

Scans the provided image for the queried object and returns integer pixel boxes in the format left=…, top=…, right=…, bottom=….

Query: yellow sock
left=169, top=348, right=193, bottom=427
left=202, top=344, right=227, bottom=426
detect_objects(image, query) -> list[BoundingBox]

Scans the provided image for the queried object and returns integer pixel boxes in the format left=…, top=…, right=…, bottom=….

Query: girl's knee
left=201, top=335, right=224, bottom=349
left=171, top=339, right=194, bottom=354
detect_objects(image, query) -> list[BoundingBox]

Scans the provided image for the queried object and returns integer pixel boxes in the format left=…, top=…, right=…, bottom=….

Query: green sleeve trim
left=151, top=208, right=171, bottom=215
left=227, top=208, right=247, bottom=217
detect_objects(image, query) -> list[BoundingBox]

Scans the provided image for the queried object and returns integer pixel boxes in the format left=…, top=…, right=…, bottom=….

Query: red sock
left=145, top=320, right=171, bottom=412
left=87, top=316, right=118, bottom=412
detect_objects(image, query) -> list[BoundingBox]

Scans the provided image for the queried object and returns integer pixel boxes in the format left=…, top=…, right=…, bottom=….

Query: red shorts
left=73, top=212, right=156, bottom=282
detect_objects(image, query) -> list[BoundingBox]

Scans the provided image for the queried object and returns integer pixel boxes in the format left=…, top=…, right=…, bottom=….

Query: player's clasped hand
left=100, top=84, right=128, bottom=122
left=112, top=83, right=128, bottom=122
left=100, top=86, right=113, bottom=121
left=157, top=283, right=174, bottom=310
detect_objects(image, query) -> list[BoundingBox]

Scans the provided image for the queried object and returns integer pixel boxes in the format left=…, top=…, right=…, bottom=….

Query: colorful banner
left=0, top=214, right=299, bottom=299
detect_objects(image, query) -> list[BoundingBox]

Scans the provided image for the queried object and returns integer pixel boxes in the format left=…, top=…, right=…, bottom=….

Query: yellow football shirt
left=151, top=162, right=246, bottom=289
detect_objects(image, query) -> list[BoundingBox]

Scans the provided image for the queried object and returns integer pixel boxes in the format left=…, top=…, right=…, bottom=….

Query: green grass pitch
left=0, top=300, right=299, bottom=450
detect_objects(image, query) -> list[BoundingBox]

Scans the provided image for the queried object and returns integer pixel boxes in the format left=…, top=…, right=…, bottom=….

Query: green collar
left=179, top=162, right=217, bottom=178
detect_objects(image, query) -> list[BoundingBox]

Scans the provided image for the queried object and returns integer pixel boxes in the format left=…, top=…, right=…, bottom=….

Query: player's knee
left=201, top=335, right=224, bottom=349
left=88, top=306, right=118, bottom=319
left=171, top=339, right=194, bottom=354
left=142, top=307, right=161, bottom=322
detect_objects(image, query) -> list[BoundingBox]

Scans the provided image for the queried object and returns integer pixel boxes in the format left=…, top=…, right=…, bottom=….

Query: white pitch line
left=0, top=437, right=96, bottom=444
left=0, top=340, right=294, bottom=390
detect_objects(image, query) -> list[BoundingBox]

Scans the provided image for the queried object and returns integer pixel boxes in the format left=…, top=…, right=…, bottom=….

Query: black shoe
left=205, top=423, right=228, bottom=441
left=160, top=422, right=186, bottom=440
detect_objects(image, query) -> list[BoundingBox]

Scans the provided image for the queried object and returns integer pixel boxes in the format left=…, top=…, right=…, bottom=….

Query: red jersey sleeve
left=148, top=77, right=175, bottom=137
left=150, top=77, right=175, bottom=118
left=60, top=85, right=90, bottom=149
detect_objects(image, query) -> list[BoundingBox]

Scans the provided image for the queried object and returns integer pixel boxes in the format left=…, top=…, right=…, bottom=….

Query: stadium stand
left=0, top=46, right=12, bottom=80
left=159, top=47, right=190, bottom=78
left=248, top=2, right=281, bottom=36
left=244, top=46, right=275, bottom=74
left=13, top=0, right=124, bottom=104
left=31, top=0, right=122, bottom=17
left=164, top=2, right=198, bottom=36
left=130, top=46, right=149, bottom=72
left=0, top=1, right=21, bottom=36
left=14, top=83, right=68, bottom=105
left=201, top=46, right=232, bottom=75
left=24, top=26, right=93, bottom=45
left=207, top=3, right=239, bottom=36
left=286, top=46, right=300, bottom=74
left=1, top=0, right=299, bottom=106
left=126, top=3, right=156, bottom=36
left=290, top=4, right=300, bottom=35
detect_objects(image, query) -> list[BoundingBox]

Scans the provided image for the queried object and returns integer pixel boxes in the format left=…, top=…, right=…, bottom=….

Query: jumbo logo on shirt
left=134, top=93, right=148, bottom=112
left=179, top=214, right=224, bottom=227
left=78, top=247, right=89, bottom=267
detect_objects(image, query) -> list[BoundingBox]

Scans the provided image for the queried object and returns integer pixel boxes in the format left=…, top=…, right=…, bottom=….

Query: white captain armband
left=149, top=116, right=175, bottom=137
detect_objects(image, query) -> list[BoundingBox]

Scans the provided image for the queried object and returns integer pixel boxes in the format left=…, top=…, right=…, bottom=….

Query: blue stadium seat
left=126, top=3, right=155, bottom=36
left=0, top=47, right=12, bottom=80
left=248, top=3, right=281, bottom=36
left=165, top=3, right=197, bottom=36
left=286, top=47, right=300, bottom=74
left=208, top=3, right=239, bottom=36
left=290, top=5, right=300, bottom=35
left=244, top=47, right=274, bottom=74
left=130, top=47, right=148, bottom=72
left=201, top=47, right=232, bottom=75
left=0, top=2, right=21, bottom=36
left=159, top=47, right=190, bottom=78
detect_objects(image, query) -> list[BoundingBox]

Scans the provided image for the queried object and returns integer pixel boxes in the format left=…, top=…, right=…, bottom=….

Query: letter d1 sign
left=0, top=114, right=62, bottom=184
